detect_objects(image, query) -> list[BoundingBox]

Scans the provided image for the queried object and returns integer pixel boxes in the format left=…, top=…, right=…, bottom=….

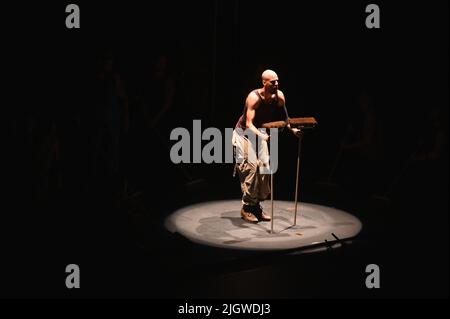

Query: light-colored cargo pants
left=232, top=128, right=271, bottom=206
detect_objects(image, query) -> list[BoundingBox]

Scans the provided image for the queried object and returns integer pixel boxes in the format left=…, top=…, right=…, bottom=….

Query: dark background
left=2, top=0, right=448, bottom=299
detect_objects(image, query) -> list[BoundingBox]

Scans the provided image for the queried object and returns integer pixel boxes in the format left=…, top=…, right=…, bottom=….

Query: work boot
left=256, top=205, right=271, bottom=221
left=241, top=205, right=258, bottom=223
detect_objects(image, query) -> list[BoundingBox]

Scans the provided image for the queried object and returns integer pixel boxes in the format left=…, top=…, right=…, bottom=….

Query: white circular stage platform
left=165, top=200, right=362, bottom=251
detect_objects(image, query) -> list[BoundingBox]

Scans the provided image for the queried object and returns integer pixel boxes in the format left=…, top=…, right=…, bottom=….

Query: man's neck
left=258, top=87, right=268, bottom=98
left=260, top=88, right=277, bottom=102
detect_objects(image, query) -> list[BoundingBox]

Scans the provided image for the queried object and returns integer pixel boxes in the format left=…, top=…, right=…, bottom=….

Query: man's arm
left=278, top=90, right=302, bottom=138
left=277, top=90, right=286, bottom=109
left=245, top=92, right=270, bottom=141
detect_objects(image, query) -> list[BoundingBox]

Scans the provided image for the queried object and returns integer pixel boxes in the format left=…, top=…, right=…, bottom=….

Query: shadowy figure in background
left=126, top=53, right=177, bottom=192
left=387, top=105, right=449, bottom=200
left=140, top=54, right=176, bottom=131
left=91, top=51, right=129, bottom=183
left=178, top=55, right=210, bottom=123
left=336, top=89, right=384, bottom=195
left=412, top=106, right=448, bottom=162
left=33, top=118, right=62, bottom=201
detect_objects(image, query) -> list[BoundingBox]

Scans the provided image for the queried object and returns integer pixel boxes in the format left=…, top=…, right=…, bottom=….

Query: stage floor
left=165, top=200, right=362, bottom=251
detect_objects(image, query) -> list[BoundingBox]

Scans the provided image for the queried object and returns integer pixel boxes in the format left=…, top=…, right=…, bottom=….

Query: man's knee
left=238, top=161, right=257, bottom=175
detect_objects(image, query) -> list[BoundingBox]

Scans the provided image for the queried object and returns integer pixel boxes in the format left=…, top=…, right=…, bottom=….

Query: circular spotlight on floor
left=165, top=200, right=362, bottom=251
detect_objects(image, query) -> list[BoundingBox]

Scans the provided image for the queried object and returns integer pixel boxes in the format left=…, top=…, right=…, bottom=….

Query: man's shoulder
left=246, top=90, right=261, bottom=105
left=247, top=89, right=260, bottom=98
left=277, top=90, right=285, bottom=107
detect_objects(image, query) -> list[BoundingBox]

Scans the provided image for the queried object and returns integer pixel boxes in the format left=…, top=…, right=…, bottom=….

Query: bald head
left=262, top=69, right=278, bottom=81
left=261, top=69, right=279, bottom=94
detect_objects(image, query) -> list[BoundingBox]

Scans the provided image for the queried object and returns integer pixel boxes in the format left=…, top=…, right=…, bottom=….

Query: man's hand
left=291, top=128, right=303, bottom=138
left=260, top=133, right=270, bottom=142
